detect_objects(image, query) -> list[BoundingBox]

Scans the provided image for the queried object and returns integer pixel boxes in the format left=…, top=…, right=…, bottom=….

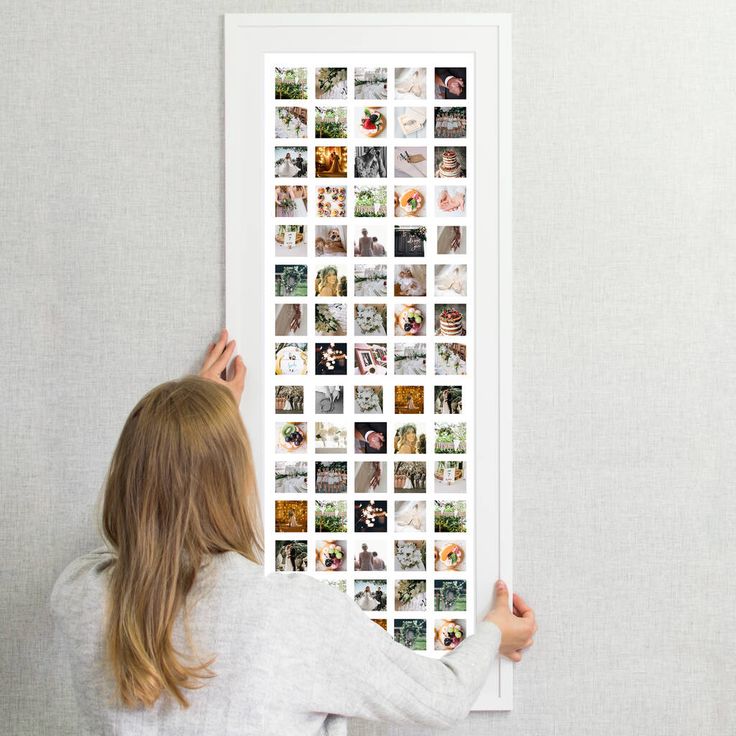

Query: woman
left=356, top=586, right=379, bottom=612
left=315, top=266, right=340, bottom=297
left=276, top=151, right=300, bottom=177
left=51, top=328, right=536, bottom=734
left=395, top=423, right=418, bottom=454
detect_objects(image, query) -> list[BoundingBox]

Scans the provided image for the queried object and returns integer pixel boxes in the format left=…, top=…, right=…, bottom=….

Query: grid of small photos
left=265, top=55, right=473, bottom=657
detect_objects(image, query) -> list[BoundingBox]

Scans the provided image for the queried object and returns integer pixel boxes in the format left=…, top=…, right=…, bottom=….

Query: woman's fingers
left=211, top=339, right=236, bottom=375
left=508, top=651, right=522, bottom=662
left=202, top=329, right=228, bottom=372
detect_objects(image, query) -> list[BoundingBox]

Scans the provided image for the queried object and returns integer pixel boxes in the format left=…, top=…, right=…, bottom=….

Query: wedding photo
left=434, top=541, right=466, bottom=572
left=354, top=304, right=387, bottom=336
left=433, top=67, right=466, bottom=99
left=394, top=500, right=426, bottom=533
left=395, top=67, right=426, bottom=99
left=355, top=461, right=386, bottom=493
left=315, top=461, right=348, bottom=494
left=356, top=107, right=387, bottom=138
left=434, top=264, right=467, bottom=296
left=314, top=421, right=348, bottom=454
left=316, top=186, right=346, bottom=218
left=275, top=264, right=308, bottom=296
left=435, top=304, right=466, bottom=337
left=394, top=422, right=426, bottom=455
left=434, top=421, right=467, bottom=454
left=393, top=342, right=426, bottom=376
left=275, top=540, right=308, bottom=572
left=274, top=66, right=308, bottom=99
left=435, top=500, right=467, bottom=533
left=354, top=67, right=387, bottom=99
left=314, top=264, right=347, bottom=296
left=434, top=386, right=462, bottom=414
left=434, top=619, right=466, bottom=651
left=275, top=385, right=304, bottom=415
left=394, top=619, right=426, bottom=651
left=275, top=106, right=307, bottom=139
left=315, top=303, right=348, bottom=337
left=315, top=500, right=348, bottom=534
left=354, top=343, right=388, bottom=376
left=436, top=224, right=466, bottom=255
left=394, top=304, right=427, bottom=337
left=434, top=342, right=467, bottom=375
left=395, top=106, right=427, bottom=138
left=274, top=303, right=306, bottom=336
left=394, top=540, right=426, bottom=572
left=315, top=226, right=348, bottom=257
left=434, top=460, right=466, bottom=492
left=354, top=540, right=388, bottom=572
left=315, top=385, right=344, bottom=414
left=394, top=580, right=427, bottom=613
left=274, top=342, right=308, bottom=376
left=275, top=184, right=307, bottom=217
left=354, top=500, right=388, bottom=533
left=354, top=226, right=388, bottom=257
left=434, top=579, right=467, bottom=611
left=276, top=421, right=307, bottom=454
left=354, top=263, right=387, bottom=296
left=315, top=539, right=348, bottom=572
left=394, top=146, right=427, bottom=178
left=315, top=146, right=347, bottom=178
left=274, top=224, right=307, bottom=257
left=274, top=146, right=307, bottom=177
left=315, top=67, right=348, bottom=99
left=394, top=186, right=426, bottom=217
left=355, top=186, right=388, bottom=217
left=354, top=146, right=387, bottom=178
left=394, top=225, right=426, bottom=257
left=315, top=106, right=347, bottom=138
left=354, top=581, right=387, bottom=612
left=354, top=385, right=383, bottom=414
left=315, top=343, right=348, bottom=375
left=274, top=500, right=307, bottom=532
left=394, top=385, right=424, bottom=414
left=436, top=185, right=466, bottom=216
left=354, top=422, right=387, bottom=454
left=394, top=461, right=427, bottom=493
left=434, top=146, right=466, bottom=178
left=394, top=264, right=426, bottom=296
left=434, top=106, right=467, bottom=138
left=274, top=461, right=308, bottom=494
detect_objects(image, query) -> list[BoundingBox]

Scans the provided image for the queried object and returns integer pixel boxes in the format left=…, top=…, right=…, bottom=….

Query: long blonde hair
left=100, top=375, right=263, bottom=709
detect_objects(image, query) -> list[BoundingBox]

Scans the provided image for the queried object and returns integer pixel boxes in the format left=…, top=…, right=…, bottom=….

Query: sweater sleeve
left=288, top=574, right=501, bottom=728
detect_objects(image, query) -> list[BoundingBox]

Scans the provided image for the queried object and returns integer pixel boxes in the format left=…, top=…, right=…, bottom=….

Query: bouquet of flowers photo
left=355, top=386, right=382, bottom=412
left=395, top=541, right=425, bottom=571
left=355, top=304, right=385, bottom=334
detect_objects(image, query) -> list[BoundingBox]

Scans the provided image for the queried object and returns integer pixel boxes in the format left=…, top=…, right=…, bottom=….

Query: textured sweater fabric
left=50, top=547, right=501, bottom=735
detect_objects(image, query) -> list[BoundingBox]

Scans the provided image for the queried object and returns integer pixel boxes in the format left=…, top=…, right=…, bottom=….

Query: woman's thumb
left=494, top=579, right=509, bottom=608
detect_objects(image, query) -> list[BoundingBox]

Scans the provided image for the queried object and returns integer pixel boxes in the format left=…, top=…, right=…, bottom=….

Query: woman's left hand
left=199, top=328, right=247, bottom=405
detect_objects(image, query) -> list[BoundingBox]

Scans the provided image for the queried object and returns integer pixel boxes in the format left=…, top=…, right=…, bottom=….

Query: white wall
left=2, top=2, right=734, bottom=734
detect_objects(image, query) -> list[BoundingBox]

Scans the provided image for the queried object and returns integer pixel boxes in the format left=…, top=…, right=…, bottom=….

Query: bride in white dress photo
left=275, top=151, right=301, bottom=178
left=355, top=585, right=380, bottom=611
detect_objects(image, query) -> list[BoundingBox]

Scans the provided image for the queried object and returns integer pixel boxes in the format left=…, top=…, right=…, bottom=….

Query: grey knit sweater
left=51, top=547, right=501, bottom=735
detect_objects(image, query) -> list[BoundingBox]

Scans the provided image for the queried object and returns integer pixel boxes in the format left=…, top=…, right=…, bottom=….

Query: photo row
left=275, top=66, right=467, bottom=101
left=275, top=538, right=467, bottom=574
left=274, top=145, right=466, bottom=178
left=275, top=498, right=467, bottom=534
left=273, top=225, right=468, bottom=258
left=274, top=342, right=467, bottom=376
left=275, top=459, right=467, bottom=494
left=274, top=420, right=466, bottom=455
left=274, top=184, right=466, bottom=218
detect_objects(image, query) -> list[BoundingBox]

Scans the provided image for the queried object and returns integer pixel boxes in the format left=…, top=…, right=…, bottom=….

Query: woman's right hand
left=484, top=580, right=537, bottom=662
left=199, top=328, right=246, bottom=405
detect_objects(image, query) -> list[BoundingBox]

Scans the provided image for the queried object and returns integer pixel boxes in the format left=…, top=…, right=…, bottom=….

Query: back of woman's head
left=101, top=375, right=263, bottom=709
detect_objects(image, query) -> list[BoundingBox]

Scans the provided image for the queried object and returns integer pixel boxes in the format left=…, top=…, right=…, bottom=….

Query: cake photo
left=435, top=149, right=465, bottom=178
left=436, top=542, right=464, bottom=570
left=438, top=307, right=464, bottom=336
